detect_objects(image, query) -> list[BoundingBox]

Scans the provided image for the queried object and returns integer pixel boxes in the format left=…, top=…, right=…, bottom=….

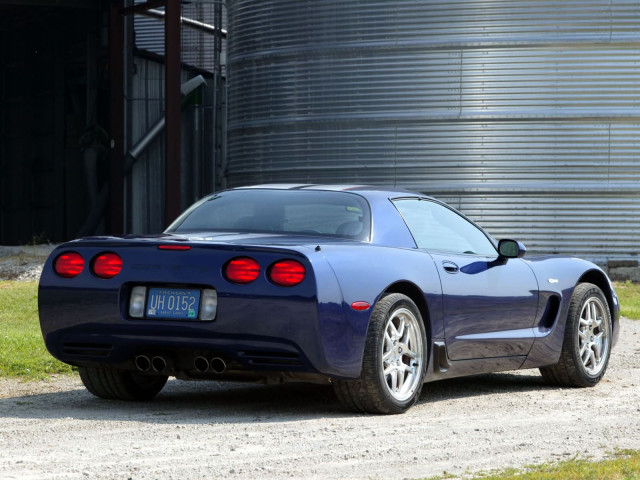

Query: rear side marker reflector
left=158, top=245, right=191, bottom=250
left=351, top=301, right=370, bottom=311
left=54, top=252, right=85, bottom=278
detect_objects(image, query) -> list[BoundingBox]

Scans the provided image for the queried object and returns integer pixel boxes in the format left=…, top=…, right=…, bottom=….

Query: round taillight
left=92, top=252, right=123, bottom=279
left=269, top=260, right=306, bottom=287
left=54, top=252, right=85, bottom=278
left=225, top=257, right=261, bottom=284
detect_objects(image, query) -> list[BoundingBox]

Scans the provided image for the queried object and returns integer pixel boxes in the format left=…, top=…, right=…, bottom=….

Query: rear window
left=167, top=189, right=371, bottom=241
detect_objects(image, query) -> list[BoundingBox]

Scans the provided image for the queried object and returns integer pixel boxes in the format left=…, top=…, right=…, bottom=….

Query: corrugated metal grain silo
left=226, top=0, right=640, bottom=263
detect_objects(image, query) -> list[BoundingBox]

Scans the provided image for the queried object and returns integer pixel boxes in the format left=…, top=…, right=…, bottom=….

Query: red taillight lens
left=92, top=252, right=123, bottom=279
left=225, top=257, right=261, bottom=284
left=54, top=252, right=85, bottom=278
left=269, top=260, right=306, bottom=287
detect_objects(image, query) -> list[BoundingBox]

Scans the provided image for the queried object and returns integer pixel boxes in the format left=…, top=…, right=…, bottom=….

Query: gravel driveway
left=1, top=318, right=639, bottom=480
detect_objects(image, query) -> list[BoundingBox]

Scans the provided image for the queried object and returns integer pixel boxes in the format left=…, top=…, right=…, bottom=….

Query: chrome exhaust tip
left=135, top=355, right=151, bottom=372
left=210, top=357, right=227, bottom=374
left=194, top=356, right=210, bottom=373
left=151, top=356, right=167, bottom=373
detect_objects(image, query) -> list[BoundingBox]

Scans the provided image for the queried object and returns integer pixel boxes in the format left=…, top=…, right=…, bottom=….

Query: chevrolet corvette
left=38, top=185, right=619, bottom=414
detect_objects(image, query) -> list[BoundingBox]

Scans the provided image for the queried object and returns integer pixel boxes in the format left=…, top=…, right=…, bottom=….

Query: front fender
left=522, top=256, right=620, bottom=368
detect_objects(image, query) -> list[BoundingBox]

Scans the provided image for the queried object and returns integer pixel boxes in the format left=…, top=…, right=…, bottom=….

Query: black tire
left=333, top=293, right=427, bottom=414
left=540, top=283, right=612, bottom=387
left=78, top=366, right=168, bottom=401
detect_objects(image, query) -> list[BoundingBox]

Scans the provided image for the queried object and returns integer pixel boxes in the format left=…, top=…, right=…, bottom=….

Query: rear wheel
left=540, top=283, right=612, bottom=387
left=78, top=366, right=168, bottom=401
left=333, top=293, right=427, bottom=414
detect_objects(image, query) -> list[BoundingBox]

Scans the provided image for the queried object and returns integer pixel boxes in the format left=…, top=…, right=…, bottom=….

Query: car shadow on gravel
left=0, top=370, right=556, bottom=423
left=418, top=371, right=549, bottom=405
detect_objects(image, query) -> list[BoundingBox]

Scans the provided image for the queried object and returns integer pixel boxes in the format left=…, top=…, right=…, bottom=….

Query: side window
left=393, top=199, right=497, bottom=256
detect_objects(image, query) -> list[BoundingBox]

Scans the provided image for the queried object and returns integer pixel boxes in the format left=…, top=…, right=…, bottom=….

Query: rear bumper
left=39, top=286, right=353, bottom=376
left=46, top=325, right=313, bottom=376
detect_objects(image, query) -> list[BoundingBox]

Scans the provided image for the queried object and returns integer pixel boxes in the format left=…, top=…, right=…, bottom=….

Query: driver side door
left=393, top=198, right=539, bottom=360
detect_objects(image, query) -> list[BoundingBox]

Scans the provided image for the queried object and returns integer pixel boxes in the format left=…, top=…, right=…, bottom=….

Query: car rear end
left=38, top=236, right=343, bottom=384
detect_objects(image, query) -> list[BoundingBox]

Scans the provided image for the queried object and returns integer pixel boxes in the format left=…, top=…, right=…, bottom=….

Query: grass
left=0, top=280, right=74, bottom=379
left=467, top=449, right=640, bottom=480
left=614, top=281, right=640, bottom=320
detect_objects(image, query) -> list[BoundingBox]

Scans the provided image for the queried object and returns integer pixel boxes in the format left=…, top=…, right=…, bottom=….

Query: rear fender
left=318, top=245, right=443, bottom=378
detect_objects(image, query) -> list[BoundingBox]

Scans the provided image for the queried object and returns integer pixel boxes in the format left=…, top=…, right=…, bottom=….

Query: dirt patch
left=0, top=245, right=55, bottom=281
left=1, top=319, right=639, bottom=479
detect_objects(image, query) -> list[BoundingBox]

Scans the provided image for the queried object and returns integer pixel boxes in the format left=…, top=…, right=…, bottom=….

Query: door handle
left=442, top=261, right=459, bottom=274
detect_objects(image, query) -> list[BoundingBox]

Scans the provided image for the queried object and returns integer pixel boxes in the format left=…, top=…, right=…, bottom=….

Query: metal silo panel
left=227, top=0, right=640, bottom=261
left=129, top=57, right=165, bottom=234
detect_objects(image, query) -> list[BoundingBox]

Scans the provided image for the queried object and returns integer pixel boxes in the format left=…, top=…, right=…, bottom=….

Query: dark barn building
left=0, top=1, right=108, bottom=245
left=0, top=0, right=226, bottom=245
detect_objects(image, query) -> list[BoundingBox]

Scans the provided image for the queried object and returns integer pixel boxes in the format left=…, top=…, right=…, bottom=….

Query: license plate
left=146, top=288, right=200, bottom=319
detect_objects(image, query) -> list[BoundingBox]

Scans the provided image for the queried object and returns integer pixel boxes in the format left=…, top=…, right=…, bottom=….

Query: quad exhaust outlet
left=135, top=355, right=170, bottom=373
left=193, top=356, right=227, bottom=374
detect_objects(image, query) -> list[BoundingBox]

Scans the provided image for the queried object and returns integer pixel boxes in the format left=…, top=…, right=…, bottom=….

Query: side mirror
left=498, top=239, right=526, bottom=259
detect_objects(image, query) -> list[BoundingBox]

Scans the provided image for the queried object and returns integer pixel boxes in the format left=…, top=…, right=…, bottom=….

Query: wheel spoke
left=581, top=345, right=591, bottom=363
left=579, top=343, right=589, bottom=358
left=382, top=349, right=394, bottom=362
left=403, top=346, right=417, bottom=360
left=397, top=317, right=406, bottom=340
left=594, top=316, right=602, bottom=330
left=582, top=348, right=595, bottom=368
left=389, top=368, right=398, bottom=392
left=588, top=349, right=596, bottom=367
left=396, top=369, right=405, bottom=392
left=388, top=320, right=400, bottom=339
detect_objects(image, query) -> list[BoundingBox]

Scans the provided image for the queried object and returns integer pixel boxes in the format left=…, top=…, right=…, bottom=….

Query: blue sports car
left=38, top=185, right=620, bottom=414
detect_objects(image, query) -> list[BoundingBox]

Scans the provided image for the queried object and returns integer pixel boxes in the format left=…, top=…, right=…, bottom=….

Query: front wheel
left=333, top=293, right=427, bottom=414
left=78, top=366, right=168, bottom=401
left=540, top=283, right=612, bottom=387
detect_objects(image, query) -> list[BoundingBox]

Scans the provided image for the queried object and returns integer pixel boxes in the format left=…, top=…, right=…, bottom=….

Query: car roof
left=233, top=183, right=421, bottom=196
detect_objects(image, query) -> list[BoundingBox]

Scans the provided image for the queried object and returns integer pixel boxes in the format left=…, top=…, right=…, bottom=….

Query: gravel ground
left=0, top=322, right=638, bottom=479
left=1, top=247, right=639, bottom=479
left=0, top=245, right=55, bottom=281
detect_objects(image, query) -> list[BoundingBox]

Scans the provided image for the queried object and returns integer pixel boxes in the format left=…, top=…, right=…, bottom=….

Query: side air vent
left=237, top=350, right=302, bottom=367
left=62, top=343, right=113, bottom=357
left=538, top=295, right=561, bottom=330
